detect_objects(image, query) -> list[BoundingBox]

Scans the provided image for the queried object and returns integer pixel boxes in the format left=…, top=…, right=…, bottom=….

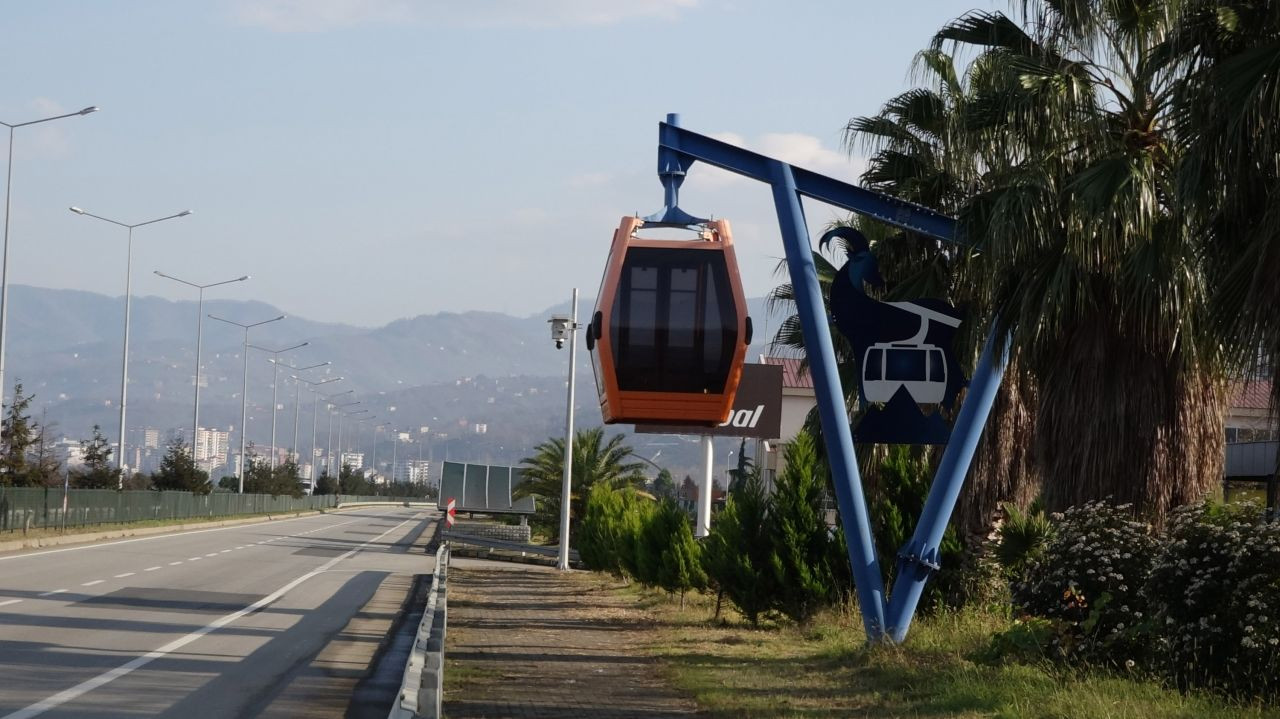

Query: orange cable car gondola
left=587, top=216, right=752, bottom=426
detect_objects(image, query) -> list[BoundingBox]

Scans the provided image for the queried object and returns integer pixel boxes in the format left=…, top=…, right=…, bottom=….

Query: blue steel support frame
left=652, top=114, right=1007, bottom=643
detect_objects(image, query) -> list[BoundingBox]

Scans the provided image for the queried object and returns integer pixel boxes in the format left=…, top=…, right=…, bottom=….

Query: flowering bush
left=1010, top=500, right=1158, bottom=666
left=1143, top=501, right=1280, bottom=700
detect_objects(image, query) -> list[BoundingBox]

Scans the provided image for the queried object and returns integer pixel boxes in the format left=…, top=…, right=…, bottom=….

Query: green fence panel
left=0, top=487, right=419, bottom=534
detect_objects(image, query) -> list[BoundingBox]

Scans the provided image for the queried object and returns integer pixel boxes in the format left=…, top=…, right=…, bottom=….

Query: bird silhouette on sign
left=821, top=226, right=966, bottom=445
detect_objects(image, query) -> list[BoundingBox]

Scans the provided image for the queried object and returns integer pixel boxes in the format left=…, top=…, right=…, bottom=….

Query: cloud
left=689, top=131, right=865, bottom=188
left=8, top=98, right=75, bottom=158
left=233, top=0, right=697, bottom=32
left=232, top=0, right=414, bottom=32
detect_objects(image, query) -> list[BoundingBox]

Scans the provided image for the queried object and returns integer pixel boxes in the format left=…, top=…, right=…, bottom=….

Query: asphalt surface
left=0, top=506, right=437, bottom=719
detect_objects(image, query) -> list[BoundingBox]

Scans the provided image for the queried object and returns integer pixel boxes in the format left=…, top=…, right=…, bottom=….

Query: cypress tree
left=702, top=467, right=774, bottom=626
left=769, top=430, right=838, bottom=623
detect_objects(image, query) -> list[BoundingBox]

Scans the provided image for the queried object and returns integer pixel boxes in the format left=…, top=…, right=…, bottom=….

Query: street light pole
left=356, top=415, right=376, bottom=473
left=548, top=288, right=579, bottom=571
left=319, top=389, right=351, bottom=480
left=245, top=344, right=311, bottom=471
left=0, top=106, right=97, bottom=409
left=339, top=408, right=368, bottom=470
left=208, top=313, right=285, bottom=492
left=154, top=271, right=249, bottom=456
left=331, top=400, right=360, bottom=477
left=71, top=206, right=191, bottom=485
left=293, top=375, right=339, bottom=467
left=372, top=422, right=390, bottom=481
left=391, top=429, right=399, bottom=484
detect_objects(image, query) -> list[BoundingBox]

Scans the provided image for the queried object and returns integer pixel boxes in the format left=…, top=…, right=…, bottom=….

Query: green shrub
left=702, top=468, right=775, bottom=626
left=634, top=499, right=705, bottom=604
left=872, top=445, right=965, bottom=609
left=1143, top=501, right=1280, bottom=700
left=994, top=500, right=1052, bottom=578
left=768, top=430, right=840, bottom=623
left=579, top=484, right=630, bottom=575
left=1012, top=500, right=1157, bottom=667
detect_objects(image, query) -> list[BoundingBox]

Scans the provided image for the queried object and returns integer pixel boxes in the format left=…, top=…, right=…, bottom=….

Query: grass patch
left=601, top=578, right=1280, bottom=719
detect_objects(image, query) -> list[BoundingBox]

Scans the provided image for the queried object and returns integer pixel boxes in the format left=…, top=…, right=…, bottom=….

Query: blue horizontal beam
left=657, top=120, right=961, bottom=244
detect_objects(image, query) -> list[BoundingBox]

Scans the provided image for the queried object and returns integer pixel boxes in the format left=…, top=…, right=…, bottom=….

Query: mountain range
left=5, top=284, right=782, bottom=476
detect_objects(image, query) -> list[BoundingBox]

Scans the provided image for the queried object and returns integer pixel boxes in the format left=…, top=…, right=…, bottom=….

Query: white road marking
left=81, top=580, right=104, bottom=587
left=189, top=557, right=202, bottom=562
left=234, top=546, right=245, bottom=550
left=168, top=561, right=183, bottom=566
left=2, top=513, right=418, bottom=719
left=38, top=590, right=67, bottom=597
left=204, top=553, right=218, bottom=557
left=114, top=572, right=135, bottom=579
left=144, top=566, right=162, bottom=572
left=219, top=550, right=231, bottom=554
left=0, top=599, right=22, bottom=607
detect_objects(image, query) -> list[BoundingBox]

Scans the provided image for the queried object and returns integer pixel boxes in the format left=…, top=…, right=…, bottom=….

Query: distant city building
left=472, top=423, right=488, bottom=434
left=406, top=460, right=431, bottom=485
left=194, top=428, right=230, bottom=473
left=341, top=451, right=364, bottom=469
left=143, top=428, right=161, bottom=449
left=54, top=438, right=86, bottom=469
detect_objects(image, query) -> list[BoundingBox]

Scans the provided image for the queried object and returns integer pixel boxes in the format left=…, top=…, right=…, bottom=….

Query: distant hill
left=4, top=284, right=783, bottom=476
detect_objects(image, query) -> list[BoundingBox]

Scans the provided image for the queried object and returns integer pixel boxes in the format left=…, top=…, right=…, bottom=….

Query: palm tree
left=515, top=427, right=645, bottom=539
left=844, top=48, right=1041, bottom=537
left=1171, top=1, right=1280, bottom=500
left=933, top=2, right=1227, bottom=520
left=768, top=47, right=1039, bottom=539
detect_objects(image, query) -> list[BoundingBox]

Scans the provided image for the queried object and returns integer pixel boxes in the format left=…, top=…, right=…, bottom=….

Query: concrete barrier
left=449, top=520, right=531, bottom=543
left=389, top=542, right=450, bottom=719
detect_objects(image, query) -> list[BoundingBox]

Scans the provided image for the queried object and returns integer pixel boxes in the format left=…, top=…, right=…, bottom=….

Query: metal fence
left=0, top=487, right=416, bottom=533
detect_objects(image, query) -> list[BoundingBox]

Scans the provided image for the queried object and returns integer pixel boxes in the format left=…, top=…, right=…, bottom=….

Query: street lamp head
left=238, top=275, right=250, bottom=281
left=79, top=106, right=99, bottom=115
left=177, top=210, right=192, bottom=217
left=69, top=206, right=85, bottom=215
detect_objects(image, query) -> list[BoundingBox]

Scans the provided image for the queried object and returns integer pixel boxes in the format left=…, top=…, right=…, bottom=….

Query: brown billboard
left=634, top=363, right=783, bottom=439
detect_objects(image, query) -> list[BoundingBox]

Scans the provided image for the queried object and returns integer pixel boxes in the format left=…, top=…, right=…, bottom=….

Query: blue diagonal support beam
left=647, top=114, right=1006, bottom=645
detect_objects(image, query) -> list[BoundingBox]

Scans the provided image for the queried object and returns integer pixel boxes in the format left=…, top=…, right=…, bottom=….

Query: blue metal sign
left=821, top=226, right=967, bottom=445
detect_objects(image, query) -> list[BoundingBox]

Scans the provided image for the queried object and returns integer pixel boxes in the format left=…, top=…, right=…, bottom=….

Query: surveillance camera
left=555, top=339, right=565, bottom=350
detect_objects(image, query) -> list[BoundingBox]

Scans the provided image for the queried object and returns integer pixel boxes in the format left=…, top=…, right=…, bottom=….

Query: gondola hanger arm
left=653, top=113, right=961, bottom=245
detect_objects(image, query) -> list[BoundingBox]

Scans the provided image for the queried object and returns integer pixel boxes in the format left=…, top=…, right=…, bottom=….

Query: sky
left=1, top=0, right=990, bottom=329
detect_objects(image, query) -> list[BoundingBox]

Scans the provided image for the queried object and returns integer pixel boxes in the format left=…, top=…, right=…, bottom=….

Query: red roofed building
left=1228, top=380, right=1278, bottom=444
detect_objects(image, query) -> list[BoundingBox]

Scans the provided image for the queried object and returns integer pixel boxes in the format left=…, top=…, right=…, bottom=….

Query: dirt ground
left=442, top=559, right=702, bottom=719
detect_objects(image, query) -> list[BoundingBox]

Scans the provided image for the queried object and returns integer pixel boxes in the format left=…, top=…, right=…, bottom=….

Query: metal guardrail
left=390, top=541, right=450, bottom=719
left=0, top=487, right=424, bottom=533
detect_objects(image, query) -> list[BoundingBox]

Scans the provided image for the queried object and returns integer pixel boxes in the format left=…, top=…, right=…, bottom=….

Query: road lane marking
left=204, top=553, right=218, bottom=557
left=144, top=566, right=162, bottom=572
left=2, top=513, right=420, bottom=719
left=38, top=590, right=67, bottom=597
left=81, top=580, right=104, bottom=587
left=189, top=557, right=202, bottom=561
left=168, top=561, right=183, bottom=566
left=234, top=546, right=245, bottom=550
left=219, top=550, right=232, bottom=554
left=0, top=599, right=22, bottom=607
left=0, top=507, right=426, bottom=562
left=114, top=572, right=135, bottom=578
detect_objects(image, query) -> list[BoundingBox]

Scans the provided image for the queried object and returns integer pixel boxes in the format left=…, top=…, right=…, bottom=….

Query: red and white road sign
left=445, top=498, right=456, bottom=528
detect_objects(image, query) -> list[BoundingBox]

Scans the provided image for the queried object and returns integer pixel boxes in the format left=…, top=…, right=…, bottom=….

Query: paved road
left=0, top=506, right=437, bottom=719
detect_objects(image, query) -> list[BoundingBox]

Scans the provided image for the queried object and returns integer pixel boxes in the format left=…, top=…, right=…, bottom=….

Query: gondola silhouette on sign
left=823, top=226, right=966, bottom=445
left=587, top=216, right=752, bottom=426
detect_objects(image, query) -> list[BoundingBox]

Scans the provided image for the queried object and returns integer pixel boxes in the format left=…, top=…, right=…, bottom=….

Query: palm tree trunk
left=1036, top=316, right=1227, bottom=524
left=957, top=353, right=1040, bottom=540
